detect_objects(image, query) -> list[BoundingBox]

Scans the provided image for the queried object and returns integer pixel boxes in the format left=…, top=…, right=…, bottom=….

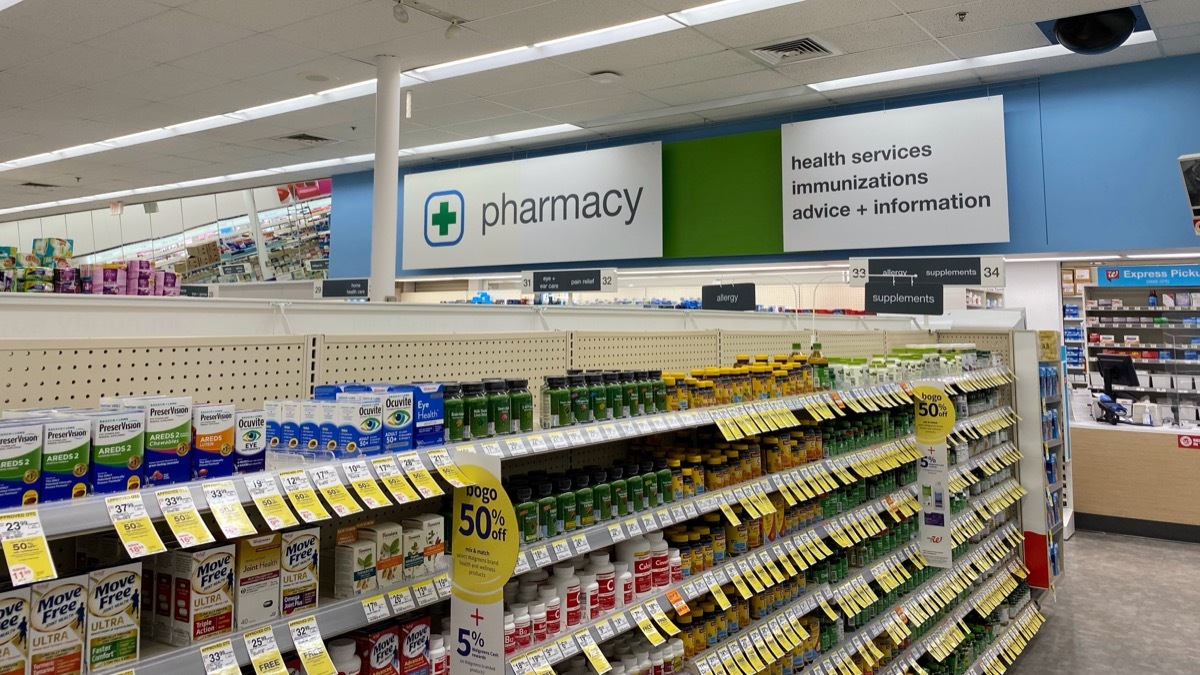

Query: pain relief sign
left=402, top=143, right=663, bottom=270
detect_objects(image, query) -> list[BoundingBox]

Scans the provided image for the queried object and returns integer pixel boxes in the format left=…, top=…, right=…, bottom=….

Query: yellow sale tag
left=200, top=639, right=241, bottom=675
left=818, top=597, right=839, bottom=620
left=369, top=456, right=423, bottom=504
left=243, top=625, right=289, bottom=675
left=427, top=448, right=476, bottom=488
left=105, top=493, right=167, bottom=558
left=707, top=577, right=733, bottom=610
left=308, top=466, right=363, bottom=517
left=244, top=475, right=300, bottom=530
left=289, top=616, right=337, bottom=675
left=0, top=510, right=56, bottom=585
left=396, top=452, right=445, bottom=498
left=575, top=631, right=611, bottom=674
left=648, top=603, right=680, bottom=635
left=342, top=460, right=393, bottom=509
left=278, top=470, right=331, bottom=522
left=719, top=501, right=741, bottom=525
left=155, top=487, right=215, bottom=548
left=202, top=480, right=258, bottom=538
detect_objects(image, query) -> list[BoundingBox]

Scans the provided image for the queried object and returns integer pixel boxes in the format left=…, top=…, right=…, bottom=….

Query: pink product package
left=89, top=264, right=128, bottom=295
left=153, top=270, right=180, bottom=296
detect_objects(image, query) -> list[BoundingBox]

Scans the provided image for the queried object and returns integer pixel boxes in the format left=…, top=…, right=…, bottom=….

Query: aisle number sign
left=0, top=509, right=56, bottom=585
left=914, top=382, right=954, bottom=568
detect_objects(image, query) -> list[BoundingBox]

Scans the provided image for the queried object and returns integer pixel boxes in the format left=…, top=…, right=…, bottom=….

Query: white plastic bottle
left=669, top=638, right=684, bottom=673
left=589, top=551, right=616, bottom=612
left=552, top=564, right=582, bottom=629
left=530, top=602, right=547, bottom=643
left=614, top=561, right=634, bottom=608
left=648, top=532, right=669, bottom=589
left=621, top=534, right=652, bottom=596
left=512, top=603, right=531, bottom=649
left=577, top=571, right=600, bottom=621
left=429, top=635, right=448, bottom=675
left=668, top=548, right=682, bottom=583
left=651, top=649, right=664, bottom=675
left=539, top=586, right=562, bottom=637
left=503, top=580, right=519, bottom=606
left=636, top=649, right=651, bottom=675
left=329, top=639, right=361, bottom=675
left=503, top=611, right=517, bottom=656
left=621, top=655, right=638, bottom=675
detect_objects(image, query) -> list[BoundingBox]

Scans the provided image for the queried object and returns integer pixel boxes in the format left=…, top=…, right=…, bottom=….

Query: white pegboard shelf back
left=814, top=330, right=890, bottom=359
left=569, top=330, right=720, bottom=373
left=718, top=329, right=812, bottom=365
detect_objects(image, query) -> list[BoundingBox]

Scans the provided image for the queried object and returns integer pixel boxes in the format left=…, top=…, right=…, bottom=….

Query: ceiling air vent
left=747, top=36, right=840, bottom=66
left=18, top=181, right=58, bottom=189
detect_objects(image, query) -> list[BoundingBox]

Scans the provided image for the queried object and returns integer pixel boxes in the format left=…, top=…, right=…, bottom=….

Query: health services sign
left=781, top=97, right=1010, bottom=252
left=1099, top=265, right=1200, bottom=286
left=402, top=143, right=662, bottom=270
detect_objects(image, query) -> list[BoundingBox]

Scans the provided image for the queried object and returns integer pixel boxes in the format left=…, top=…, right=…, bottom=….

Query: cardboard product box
left=358, top=522, right=404, bottom=586
left=397, top=615, right=431, bottom=675
left=174, top=545, right=236, bottom=645
left=31, top=575, right=87, bottom=675
left=401, top=514, right=445, bottom=575
left=236, top=534, right=281, bottom=630
left=281, top=528, right=320, bottom=616
left=0, top=587, right=29, bottom=675
left=86, top=562, right=141, bottom=672
left=192, top=403, right=235, bottom=480
left=334, top=539, right=378, bottom=599
left=354, top=624, right=401, bottom=675
left=234, top=410, right=267, bottom=474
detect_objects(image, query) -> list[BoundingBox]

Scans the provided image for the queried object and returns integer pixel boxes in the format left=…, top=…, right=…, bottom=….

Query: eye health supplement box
left=39, top=417, right=91, bottom=502
left=234, top=410, right=267, bottom=474
left=105, top=396, right=192, bottom=486
left=77, top=410, right=145, bottom=493
left=31, top=575, right=87, bottom=675
left=281, top=528, right=320, bottom=616
left=86, top=562, right=142, bottom=672
left=192, top=403, right=235, bottom=479
left=0, top=420, right=44, bottom=507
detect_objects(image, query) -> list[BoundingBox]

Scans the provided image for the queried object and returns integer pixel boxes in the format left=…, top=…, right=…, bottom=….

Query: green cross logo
left=423, top=190, right=464, bottom=247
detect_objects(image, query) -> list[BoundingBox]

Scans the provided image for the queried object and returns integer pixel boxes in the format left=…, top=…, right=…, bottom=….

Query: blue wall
left=330, top=53, right=1200, bottom=279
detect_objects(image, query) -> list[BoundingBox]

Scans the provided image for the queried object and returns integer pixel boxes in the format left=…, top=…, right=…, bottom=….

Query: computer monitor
left=1095, top=354, right=1138, bottom=424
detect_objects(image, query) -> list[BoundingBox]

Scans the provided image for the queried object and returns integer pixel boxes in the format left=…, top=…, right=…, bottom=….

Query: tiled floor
left=1009, top=531, right=1200, bottom=674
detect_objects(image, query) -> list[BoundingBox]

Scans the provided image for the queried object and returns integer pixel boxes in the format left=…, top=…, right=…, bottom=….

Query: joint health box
left=113, top=396, right=192, bottom=486
left=86, top=562, right=141, bottom=672
left=192, top=404, right=235, bottom=479
left=234, top=411, right=266, bottom=474
left=235, top=534, right=280, bottom=630
left=0, top=421, right=43, bottom=508
left=280, top=528, right=320, bottom=616
left=77, top=410, right=144, bottom=493
left=0, top=587, right=29, bottom=675
left=41, top=417, right=91, bottom=502
left=172, top=545, right=236, bottom=645
left=31, top=575, right=87, bottom=675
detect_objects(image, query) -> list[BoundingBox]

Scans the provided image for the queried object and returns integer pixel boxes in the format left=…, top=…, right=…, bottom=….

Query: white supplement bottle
left=613, top=561, right=634, bottom=608
left=539, top=586, right=562, bottom=637
left=329, top=639, right=361, bottom=675
left=588, top=551, right=616, bottom=611
left=552, top=564, right=582, bottom=629
left=503, top=611, right=516, bottom=656
left=429, top=635, right=448, bottom=675
left=530, top=602, right=547, bottom=643
left=512, top=603, right=531, bottom=649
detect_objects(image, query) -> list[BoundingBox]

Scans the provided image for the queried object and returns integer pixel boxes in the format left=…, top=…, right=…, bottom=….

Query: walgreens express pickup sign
left=402, top=142, right=663, bottom=270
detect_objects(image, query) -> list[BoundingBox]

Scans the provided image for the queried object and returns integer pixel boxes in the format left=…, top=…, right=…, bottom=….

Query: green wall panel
left=662, top=128, right=782, bottom=259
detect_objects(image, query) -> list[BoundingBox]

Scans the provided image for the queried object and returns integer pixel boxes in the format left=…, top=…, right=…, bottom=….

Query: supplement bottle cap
left=506, top=378, right=528, bottom=389
left=545, top=375, right=568, bottom=388
left=604, top=371, right=620, bottom=383
left=586, top=372, right=605, bottom=385
left=555, top=476, right=573, bottom=493
left=573, top=473, right=590, bottom=489
left=568, top=374, right=587, bottom=387
left=485, top=379, right=508, bottom=393
left=462, top=381, right=485, bottom=395
left=441, top=382, right=461, bottom=396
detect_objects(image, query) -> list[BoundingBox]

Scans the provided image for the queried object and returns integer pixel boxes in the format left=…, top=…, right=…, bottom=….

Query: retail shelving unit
left=1019, top=332, right=1069, bottom=584
left=1062, top=294, right=1086, bottom=388
left=0, top=325, right=1050, bottom=675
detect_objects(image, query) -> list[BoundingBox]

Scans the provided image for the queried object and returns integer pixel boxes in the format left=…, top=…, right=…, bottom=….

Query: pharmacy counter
left=1072, top=420, right=1200, bottom=542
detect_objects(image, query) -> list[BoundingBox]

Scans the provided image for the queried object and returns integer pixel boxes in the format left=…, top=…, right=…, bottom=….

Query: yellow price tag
left=427, top=448, right=476, bottom=488
left=342, top=460, right=393, bottom=509
left=288, top=616, right=337, bottom=675
left=648, top=602, right=680, bottom=635
left=308, top=466, right=363, bottom=517
left=396, top=452, right=445, bottom=498
left=155, top=487, right=215, bottom=548
left=719, top=501, right=741, bottom=525
left=369, top=456, right=423, bottom=504
left=0, top=510, right=56, bottom=585
left=278, top=470, right=331, bottom=522
left=243, top=625, right=289, bottom=675
left=707, top=576, right=733, bottom=610
left=244, top=475, right=300, bottom=530
left=200, top=639, right=241, bottom=675
left=202, top=480, right=258, bottom=538
left=575, top=631, right=611, bottom=674
left=105, top=493, right=167, bottom=558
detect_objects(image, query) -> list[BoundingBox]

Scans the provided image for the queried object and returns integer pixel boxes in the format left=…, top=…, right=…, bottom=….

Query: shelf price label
left=155, top=487, right=215, bottom=548
left=289, top=616, right=337, bottom=675
left=105, top=493, right=167, bottom=558
left=243, top=625, right=288, bottom=675
left=369, top=456, right=422, bottom=504
left=342, top=460, right=393, bottom=509
left=428, top=448, right=475, bottom=488
left=308, top=466, right=363, bottom=517
left=361, top=594, right=391, bottom=623
left=0, top=510, right=56, bottom=585
left=244, top=475, right=300, bottom=530
left=278, top=470, right=331, bottom=522
left=200, top=639, right=241, bottom=675
left=396, top=452, right=444, bottom=498
left=202, top=480, right=258, bottom=538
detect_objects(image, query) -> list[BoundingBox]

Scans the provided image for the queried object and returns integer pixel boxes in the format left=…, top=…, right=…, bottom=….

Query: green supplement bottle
left=635, top=371, right=652, bottom=415
left=569, top=374, right=590, bottom=424
left=514, top=484, right=538, bottom=544
left=586, top=372, right=609, bottom=421
left=625, top=463, right=644, bottom=512
left=485, top=379, right=511, bottom=436
left=641, top=460, right=659, bottom=508
left=609, top=465, right=628, bottom=519
left=620, top=371, right=639, bottom=417
left=591, top=467, right=611, bottom=523
left=462, top=381, right=489, bottom=439
left=542, top=376, right=570, bottom=429
left=605, top=372, right=624, bottom=419
left=574, top=473, right=594, bottom=527
left=507, top=378, right=534, bottom=433
left=654, top=458, right=673, bottom=505
left=442, top=382, right=464, bottom=443
left=649, top=369, right=667, bottom=414
left=556, top=475, right=577, bottom=533
left=537, top=481, right=558, bottom=539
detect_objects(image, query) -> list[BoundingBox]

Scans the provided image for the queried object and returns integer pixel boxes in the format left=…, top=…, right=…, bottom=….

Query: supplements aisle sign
left=402, top=143, right=663, bottom=270
left=780, top=97, right=1009, bottom=252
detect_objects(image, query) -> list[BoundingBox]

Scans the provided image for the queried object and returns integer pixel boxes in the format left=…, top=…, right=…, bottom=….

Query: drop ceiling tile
left=264, top=104, right=366, bottom=133
left=181, top=0, right=371, bottom=32
left=191, top=120, right=298, bottom=145
left=426, top=0, right=563, bottom=21
left=87, top=102, right=198, bottom=131
left=549, top=27, right=725, bottom=73
left=633, top=0, right=694, bottom=12
left=123, top=155, right=216, bottom=173
left=0, top=0, right=168, bottom=42
left=537, top=92, right=668, bottom=124
left=644, top=69, right=797, bottom=105
left=268, top=0, right=443, bottom=53
left=777, top=40, right=954, bottom=84
left=160, top=80, right=294, bottom=115
left=173, top=144, right=276, bottom=163
left=401, top=127, right=472, bottom=150
left=977, top=40, right=1163, bottom=80
left=0, top=73, right=78, bottom=109
left=24, top=88, right=152, bottom=120
left=276, top=142, right=364, bottom=161
left=408, top=98, right=523, bottom=127
left=440, top=60, right=587, bottom=97
left=487, top=78, right=631, bottom=111
left=406, top=83, right=476, bottom=110
left=814, top=14, right=931, bottom=54
left=1159, top=34, right=1200, bottom=56
left=439, top=112, right=561, bottom=137
left=235, top=55, right=378, bottom=97
left=1157, top=22, right=1200, bottom=40
left=221, top=152, right=306, bottom=171
left=591, top=111, right=707, bottom=135
left=8, top=46, right=157, bottom=88
left=94, top=65, right=230, bottom=102
left=85, top=9, right=254, bottom=62
left=170, top=34, right=329, bottom=80
left=1145, top=0, right=1200, bottom=28
left=939, top=23, right=1052, bottom=59
left=892, top=0, right=965, bottom=11
left=303, top=122, right=376, bottom=145
left=119, top=135, right=223, bottom=158
left=467, top=0, right=658, bottom=46
left=341, top=27, right=520, bottom=69
left=693, top=0, right=902, bottom=49
left=0, top=135, right=59, bottom=162
left=621, top=50, right=764, bottom=91
left=909, top=0, right=1134, bottom=38
left=0, top=26, right=72, bottom=72
left=147, top=0, right=190, bottom=6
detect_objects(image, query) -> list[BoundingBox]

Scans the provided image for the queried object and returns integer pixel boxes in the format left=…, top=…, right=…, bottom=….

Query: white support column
left=241, top=189, right=271, bottom=280
left=370, top=54, right=402, bottom=302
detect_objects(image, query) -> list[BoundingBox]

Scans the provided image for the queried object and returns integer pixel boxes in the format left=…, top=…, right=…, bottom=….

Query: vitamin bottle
left=537, top=481, right=558, bottom=539
left=656, top=459, right=674, bottom=504
left=641, top=460, right=659, bottom=508
left=625, top=463, right=645, bottom=512
left=485, top=379, right=511, bottom=436
left=620, top=371, right=639, bottom=417
left=539, top=586, right=561, bottom=638
left=556, top=475, right=577, bottom=533
left=530, top=602, right=547, bottom=644
left=542, top=376, right=570, bottom=429
left=442, top=382, right=464, bottom=442
left=574, top=473, right=594, bottom=527
left=636, top=371, right=653, bottom=415
left=589, top=552, right=616, bottom=612
left=587, top=372, right=609, bottom=421
left=463, top=381, right=489, bottom=439
left=503, top=612, right=516, bottom=656
left=569, top=374, right=590, bottom=424
left=591, top=467, right=611, bottom=524
left=430, top=635, right=448, bottom=675
left=605, top=371, right=624, bottom=419
left=552, top=564, right=581, bottom=629
left=610, top=465, right=629, bottom=518
left=512, top=603, right=530, bottom=649
left=614, top=561, right=634, bottom=607
left=514, top=484, right=538, bottom=544
left=508, top=378, right=534, bottom=433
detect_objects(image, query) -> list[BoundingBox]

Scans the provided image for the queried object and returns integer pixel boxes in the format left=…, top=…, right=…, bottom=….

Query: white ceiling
left=0, top=0, right=1197, bottom=217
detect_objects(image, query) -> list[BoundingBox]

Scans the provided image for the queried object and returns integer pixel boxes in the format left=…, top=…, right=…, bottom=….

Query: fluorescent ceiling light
left=410, top=46, right=535, bottom=82
left=669, top=0, right=807, bottom=26
left=0, top=1, right=26, bottom=11
left=227, top=95, right=323, bottom=121
left=810, top=30, right=1157, bottom=92
left=1125, top=252, right=1200, bottom=259
left=534, top=16, right=680, bottom=56
left=1003, top=256, right=1122, bottom=262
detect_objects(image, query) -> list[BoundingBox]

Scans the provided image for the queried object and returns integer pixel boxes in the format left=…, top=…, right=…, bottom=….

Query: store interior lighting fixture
left=0, top=0, right=1158, bottom=177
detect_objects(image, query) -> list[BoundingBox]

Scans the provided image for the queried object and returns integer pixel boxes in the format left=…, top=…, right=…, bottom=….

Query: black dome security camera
left=1054, top=7, right=1137, bottom=55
